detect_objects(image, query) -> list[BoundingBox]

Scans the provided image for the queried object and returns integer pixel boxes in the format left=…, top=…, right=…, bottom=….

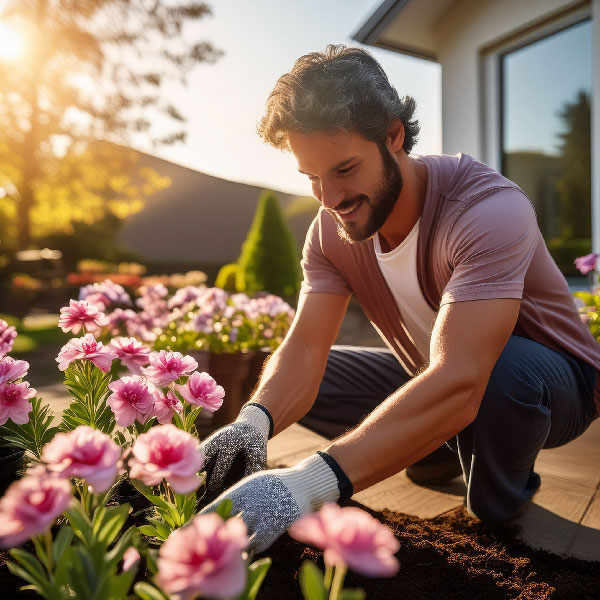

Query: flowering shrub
left=573, top=252, right=600, bottom=342
left=0, top=297, right=399, bottom=599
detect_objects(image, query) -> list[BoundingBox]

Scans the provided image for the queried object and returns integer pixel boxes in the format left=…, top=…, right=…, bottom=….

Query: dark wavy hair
left=258, top=45, right=420, bottom=154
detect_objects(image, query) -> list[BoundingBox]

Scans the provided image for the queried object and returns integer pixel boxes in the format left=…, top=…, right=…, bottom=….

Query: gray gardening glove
left=200, top=451, right=353, bottom=554
left=200, top=402, right=273, bottom=501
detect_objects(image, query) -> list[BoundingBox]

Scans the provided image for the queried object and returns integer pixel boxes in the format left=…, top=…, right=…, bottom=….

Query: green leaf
left=66, top=502, right=94, bottom=546
left=130, top=478, right=171, bottom=511
left=93, top=503, right=131, bottom=546
left=146, top=548, right=159, bottom=574
left=216, top=497, right=234, bottom=520
left=133, top=582, right=170, bottom=600
left=9, top=548, right=48, bottom=586
left=339, top=589, right=366, bottom=600
left=138, top=525, right=160, bottom=538
left=245, top=557, right=272, bottom=600
left=298, top=560, right=327, bottom=600
left=108, top=570, right=136, bottom=600
left=148, top=518, right=171, bottom=540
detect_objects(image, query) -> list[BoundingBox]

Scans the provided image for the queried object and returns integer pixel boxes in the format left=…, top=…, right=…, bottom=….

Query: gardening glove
left=200, top=402, right=273, bottom=502
left=200, top=451, right=354, bottom=554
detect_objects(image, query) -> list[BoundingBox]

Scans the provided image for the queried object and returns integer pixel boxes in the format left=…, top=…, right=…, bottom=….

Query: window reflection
left=501, top=19, right=591, bottom=275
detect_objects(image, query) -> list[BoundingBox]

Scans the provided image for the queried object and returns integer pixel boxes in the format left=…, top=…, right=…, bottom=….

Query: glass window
left=501, top=19, right=591, bottom=276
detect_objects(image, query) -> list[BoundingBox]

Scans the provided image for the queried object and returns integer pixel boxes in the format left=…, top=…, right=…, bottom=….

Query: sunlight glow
left=0, top=21, right=25, bottom=61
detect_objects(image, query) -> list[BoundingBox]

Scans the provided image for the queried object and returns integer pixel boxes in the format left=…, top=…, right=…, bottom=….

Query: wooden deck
left=267, top=420, right=600, bottom=562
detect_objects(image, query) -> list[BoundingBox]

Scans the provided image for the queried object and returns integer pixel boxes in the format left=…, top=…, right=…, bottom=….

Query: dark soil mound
left=257, top=501, right=600, bottom=600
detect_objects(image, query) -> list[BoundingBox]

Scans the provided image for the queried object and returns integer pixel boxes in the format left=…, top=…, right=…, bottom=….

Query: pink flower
left=153, top=391, right=183, bottom=424
left=128, top=424, right=204, bottom=493
left=175, top=372, right=224, bottom=412
left=109, top=337, right=152, bottom=374
left=0, top=356, right=29, bottom=384
left=121, top=546, right=141, bottom=572
left=58, top=299, right=109, bottom=334
left=0, top=320, right=17, bottom=357
left=41, top=426, right=122, bottom=493
left=156, top=513, right=248, bottom=600
left=0, top=468, right=72, bottom=548
left=107, top=376, right=155, bottom=427
left=0, top=382, right=36, bottom=425
left=289, top=503, right=400, bottom=577
left=142, top=351, right=198, bottom=387
left=56, top=333, right=117, bottom=373
left=574, top=253, right=600, bottom=275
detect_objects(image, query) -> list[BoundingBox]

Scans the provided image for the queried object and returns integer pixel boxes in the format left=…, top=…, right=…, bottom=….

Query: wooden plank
left=267, top=424, right=328, bottom=466
left=535, top=419, right=600, bottom=488
left=354, top=470, right=464, bottom=519
left=514, top=474, right=597, bottom=556
left=566, top=489, right=600, bottom=562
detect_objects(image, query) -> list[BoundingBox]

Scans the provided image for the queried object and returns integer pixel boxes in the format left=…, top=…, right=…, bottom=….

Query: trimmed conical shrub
left=215, top=263, right=240, bottom=292
left=236, top=190, right=301, bottom=298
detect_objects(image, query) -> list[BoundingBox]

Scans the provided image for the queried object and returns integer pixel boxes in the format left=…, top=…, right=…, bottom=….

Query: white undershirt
left=373, top=219, right=437, bottom=363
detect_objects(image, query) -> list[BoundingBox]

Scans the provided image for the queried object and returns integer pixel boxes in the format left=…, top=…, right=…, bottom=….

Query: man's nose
left=318, top=181, right=345, bottom=210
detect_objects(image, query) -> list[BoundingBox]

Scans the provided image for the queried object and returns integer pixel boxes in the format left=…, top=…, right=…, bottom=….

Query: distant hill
left=117, top=150, right=319, bottom=270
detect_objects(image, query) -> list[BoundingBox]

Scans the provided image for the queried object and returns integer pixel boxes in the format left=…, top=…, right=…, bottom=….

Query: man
left=200, top=45, right=600, bottom=553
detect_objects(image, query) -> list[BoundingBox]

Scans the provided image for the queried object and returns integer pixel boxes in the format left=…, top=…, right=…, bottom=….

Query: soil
left=256, top=500, right=600, bottom=600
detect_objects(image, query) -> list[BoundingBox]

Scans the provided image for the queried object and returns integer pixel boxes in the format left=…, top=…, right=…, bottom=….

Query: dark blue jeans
left=299, top=336, right=598, bottom=521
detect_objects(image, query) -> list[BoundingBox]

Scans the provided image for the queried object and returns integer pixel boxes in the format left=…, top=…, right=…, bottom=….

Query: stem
left=329, top=565, right=347, bottom=600
left=44, top=529, right=54, bottom=572
left=324, top=565, right=333, bottom=590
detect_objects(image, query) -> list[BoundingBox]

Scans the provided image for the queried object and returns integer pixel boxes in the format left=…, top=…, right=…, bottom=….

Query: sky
left=503, top=18, right=591, bottom=156
left=137, top=0, right=442, bottom=197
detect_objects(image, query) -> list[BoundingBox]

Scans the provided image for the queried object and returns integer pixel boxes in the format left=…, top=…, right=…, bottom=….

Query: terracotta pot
left=207, top=351, right=254, bottom=429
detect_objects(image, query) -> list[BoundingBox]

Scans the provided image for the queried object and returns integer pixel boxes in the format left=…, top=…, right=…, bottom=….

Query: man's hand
left=200, top=453, right=350, bottom=554
left=200, top=403, right=272, bottom=502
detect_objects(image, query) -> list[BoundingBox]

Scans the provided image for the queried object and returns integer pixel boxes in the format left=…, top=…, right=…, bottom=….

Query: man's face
left=288, top=130, right=403, bottom=243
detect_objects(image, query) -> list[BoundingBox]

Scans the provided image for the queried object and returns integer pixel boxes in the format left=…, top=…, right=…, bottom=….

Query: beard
left=334, top=143, right=403, bottom=244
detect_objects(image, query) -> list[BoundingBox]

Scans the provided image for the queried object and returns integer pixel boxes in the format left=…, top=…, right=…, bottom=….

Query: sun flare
left=0, top=21, right=25, bottom=61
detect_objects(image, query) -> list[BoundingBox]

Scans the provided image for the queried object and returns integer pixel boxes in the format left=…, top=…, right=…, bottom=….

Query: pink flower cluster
left=0, top=381, right=36, bottom=425
left=0, top=319, right=17, bottom=357
left=156, top=513, right=249, bottom=600
left=108, top=376, right=155, bottom=426
left=143, top=351, right=197, bottom=387
left=59, top=299, right=109, bottom=335
left=42, top=426, right=122, bottom=493
left=56, top=333, right=117, bottom=373
left=0, top=468, right=72, bottom=548
left=176, top=371, right=224, bottom=412
left=575, top=253, right=599, bottom=275
left=110, top=337, right=151, bottom=375
left=289, top=503, right=400, bottom=577
left=128, top=425, right=204, bottom=493
left=79, top=280, right=132, bottom=310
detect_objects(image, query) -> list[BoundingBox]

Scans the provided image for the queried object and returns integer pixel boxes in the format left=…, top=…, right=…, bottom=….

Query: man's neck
left=378, top=155, right=428, bottom=252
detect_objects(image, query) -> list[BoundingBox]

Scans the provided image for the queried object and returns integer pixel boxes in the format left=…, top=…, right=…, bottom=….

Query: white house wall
left=433, top=0, right=585, bottom=158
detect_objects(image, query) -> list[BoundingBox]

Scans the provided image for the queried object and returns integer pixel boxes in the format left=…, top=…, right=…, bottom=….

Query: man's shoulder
left=418, top=153, right=523, bottom=202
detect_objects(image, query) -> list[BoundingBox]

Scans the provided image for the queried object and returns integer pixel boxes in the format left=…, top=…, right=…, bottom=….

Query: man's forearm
left=250, top=338, right=328, bottom=436
left=326, top=364, right=484, bottom=493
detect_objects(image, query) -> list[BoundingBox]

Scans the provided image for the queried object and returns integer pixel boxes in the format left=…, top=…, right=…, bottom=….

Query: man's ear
left=387, top=119, right=405, bottom=153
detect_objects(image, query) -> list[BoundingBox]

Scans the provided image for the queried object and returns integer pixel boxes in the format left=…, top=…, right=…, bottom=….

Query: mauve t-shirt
left=300, top=153, right=600, bottom=416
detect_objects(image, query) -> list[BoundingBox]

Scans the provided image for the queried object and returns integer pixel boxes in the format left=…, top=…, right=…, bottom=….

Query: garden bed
left=258, top=501, right=600, bottom=600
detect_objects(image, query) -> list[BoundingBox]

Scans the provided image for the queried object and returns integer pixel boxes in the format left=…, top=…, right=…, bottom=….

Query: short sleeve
left=300, top=214, right=352, bottom=298
left=440, top=189, right=538, bottom=306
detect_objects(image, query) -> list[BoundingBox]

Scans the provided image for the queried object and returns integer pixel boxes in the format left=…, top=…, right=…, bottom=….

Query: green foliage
left=215, top=262, right=241, bottom=292
left=237, top=191, right=301, bottom=299
left=546, top=237, right=592, bottom=277
left=299, top=560, right=327, bottom=600
left=7, top=502, right=139, bottom=600
left=234, top=557, right=272, bottom=600
left=0, top=397, right=60, bottom=460
left=60, top=361, right=116, bottom=435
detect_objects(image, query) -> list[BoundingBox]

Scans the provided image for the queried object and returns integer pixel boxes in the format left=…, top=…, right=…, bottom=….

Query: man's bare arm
left=326, top=297, right=520, bottom=493
left=251, top=292, right=350, bottom=436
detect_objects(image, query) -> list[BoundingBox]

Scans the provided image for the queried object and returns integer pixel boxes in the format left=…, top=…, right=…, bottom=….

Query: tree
left=0, top=1, right=221, bottom=250
left=237, top=191, right=302, bottom=299
left=555, top=90, right=591, bottom=240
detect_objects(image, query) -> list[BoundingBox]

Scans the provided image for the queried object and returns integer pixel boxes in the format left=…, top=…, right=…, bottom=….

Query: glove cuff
left=236, top=403, right=272, bottom=440
left=282, top=453, right=345, bottom=515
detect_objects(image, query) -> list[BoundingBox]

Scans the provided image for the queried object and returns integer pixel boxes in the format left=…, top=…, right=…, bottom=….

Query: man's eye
left=338, top=165, right=355, bottom=176
left=308, top=175, right=319, bottom=182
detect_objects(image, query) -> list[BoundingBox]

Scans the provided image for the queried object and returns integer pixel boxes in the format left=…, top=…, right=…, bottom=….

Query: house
left=354, top=0, right=598, bottom=273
